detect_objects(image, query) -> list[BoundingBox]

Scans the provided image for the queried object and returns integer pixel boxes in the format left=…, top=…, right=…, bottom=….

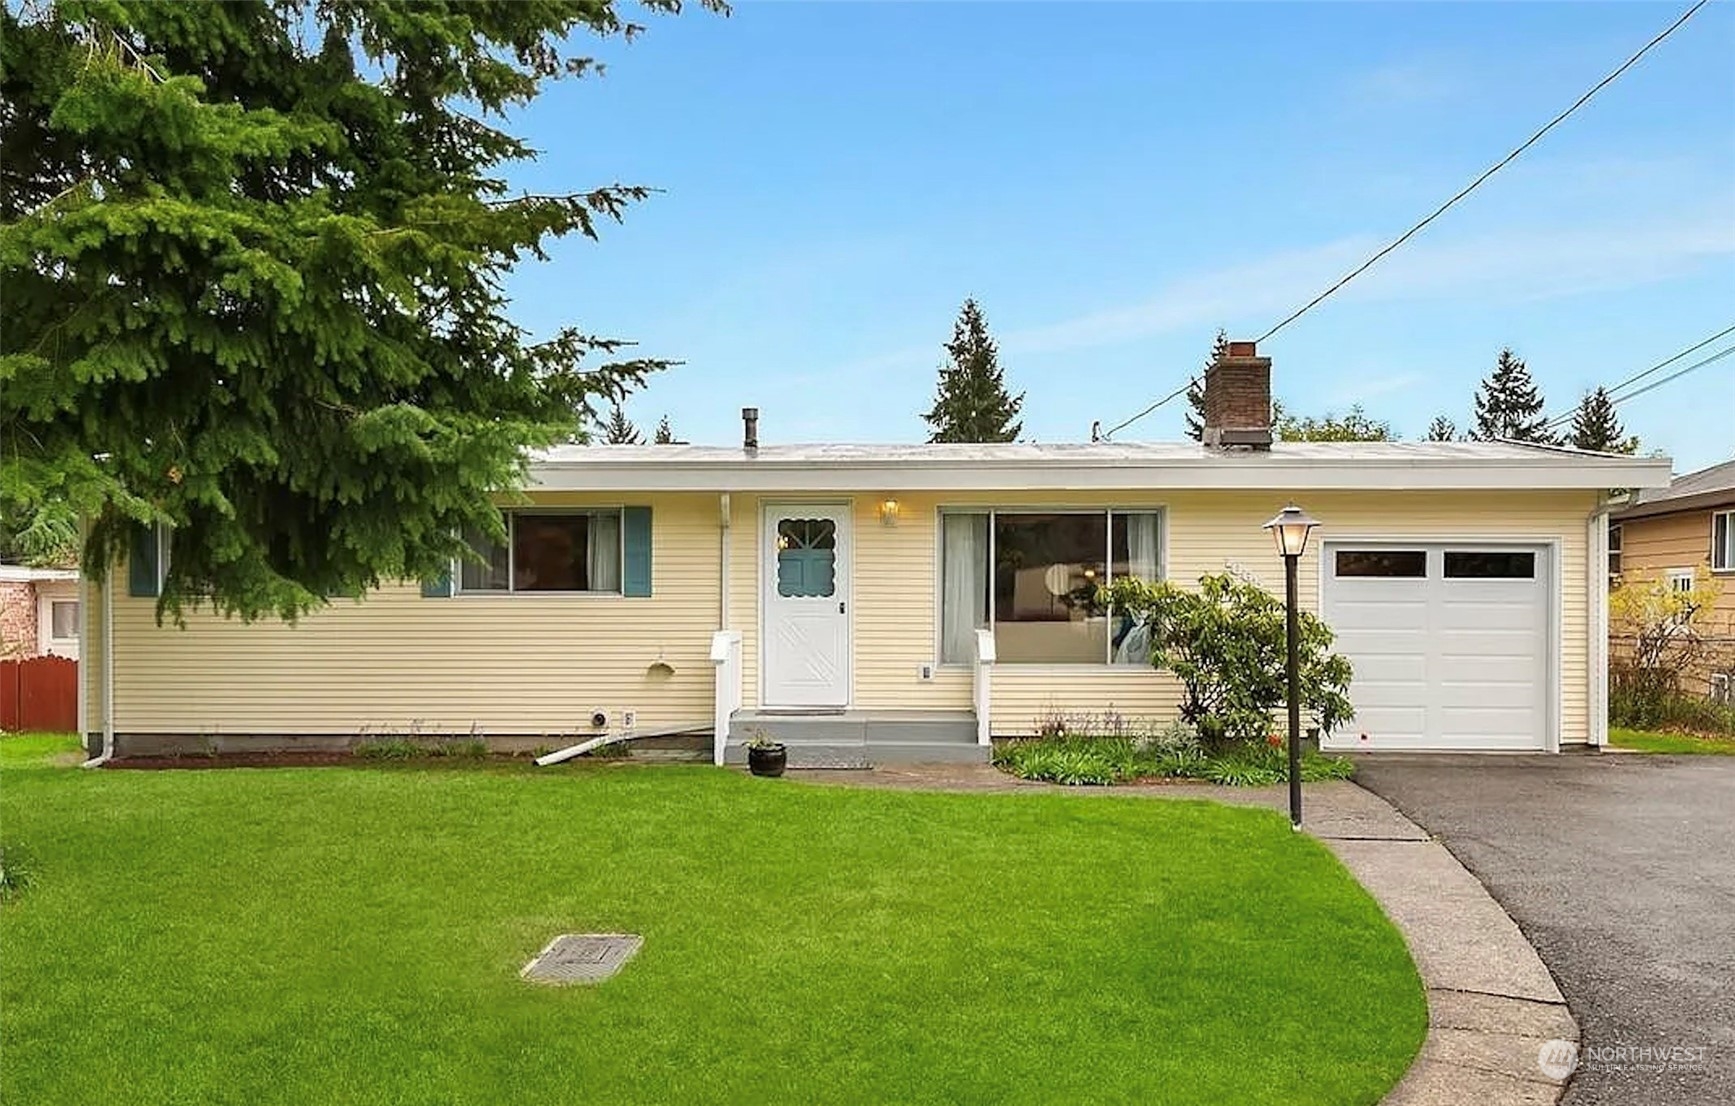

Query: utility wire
left=1543, top=325, right=1735, bottom=429
left=1609, top=345, right=1735, bottom=405
left=1099, top=377, right=1197, bottom=441
left=1255, top=0, right=1709, bottom=344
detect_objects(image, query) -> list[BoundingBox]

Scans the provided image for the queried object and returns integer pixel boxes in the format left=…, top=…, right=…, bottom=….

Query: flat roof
left=528, top=439, right=1673, bottom=494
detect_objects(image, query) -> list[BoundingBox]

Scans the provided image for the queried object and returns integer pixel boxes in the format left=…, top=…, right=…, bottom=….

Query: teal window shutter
left=421, top=566, right=454, bottom=598
left=128, top=523, right=161, bottom=598
left=622, top=507, right=652, bottom=597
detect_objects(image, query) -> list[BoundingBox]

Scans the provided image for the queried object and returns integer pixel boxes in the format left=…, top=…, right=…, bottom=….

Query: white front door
left=762, top=503, right=851, bottom=708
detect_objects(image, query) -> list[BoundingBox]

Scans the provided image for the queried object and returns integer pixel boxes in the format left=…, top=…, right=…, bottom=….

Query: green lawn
left=1, top=734, right=1424, bottom=1105
left=1609, top=726, right=1735, bottom=755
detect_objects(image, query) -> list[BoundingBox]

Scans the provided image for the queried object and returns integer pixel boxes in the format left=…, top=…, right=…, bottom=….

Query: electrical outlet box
left=917, top=663, right=935, bottom=681
left=621, top=710, right=637, bottom=731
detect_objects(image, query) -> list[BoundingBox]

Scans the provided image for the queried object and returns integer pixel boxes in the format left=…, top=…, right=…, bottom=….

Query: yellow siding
left=94, top=493, right=722, bottom=737
left=96, top=486, right=1600, bottom=745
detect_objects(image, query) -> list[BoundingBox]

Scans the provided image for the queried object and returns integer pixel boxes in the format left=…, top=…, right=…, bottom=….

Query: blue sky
left=501, top=1, right=1734, bottom=472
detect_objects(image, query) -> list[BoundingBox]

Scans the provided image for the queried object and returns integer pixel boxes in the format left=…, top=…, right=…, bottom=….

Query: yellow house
left=81, top=348, right=1671, bottom=764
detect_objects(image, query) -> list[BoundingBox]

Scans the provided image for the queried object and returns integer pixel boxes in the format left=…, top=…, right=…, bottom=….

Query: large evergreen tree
left=602, top=404, right=643, bottom=445
left=1568, top=387, right=1637, bottom=453
left=1424, top=415, right=1458, bottom=442
left=1183, top=329, right=1229, bottom=442
left=923, top=299, right=1023, bottom=443
left=0, top=0, right=716, bottom=621
left=1471, top=349, right=1555, bottom=443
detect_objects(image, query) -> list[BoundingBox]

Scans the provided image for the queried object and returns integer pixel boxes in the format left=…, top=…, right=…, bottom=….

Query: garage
left=1321, top=542, right=1552, bottom=752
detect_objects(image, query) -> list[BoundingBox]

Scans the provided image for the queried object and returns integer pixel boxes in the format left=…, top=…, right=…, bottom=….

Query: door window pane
left=1443, top=551, right=1535, bottom=579
left=776, top=518, right=836, bottom=598
left=1336, top=550, right=1426, bottom=577
left=993, top=513, right=1107, bottom=664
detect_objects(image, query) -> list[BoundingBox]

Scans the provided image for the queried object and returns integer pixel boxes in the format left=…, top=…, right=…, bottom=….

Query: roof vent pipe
left=742, top=407, right=759, bottom=452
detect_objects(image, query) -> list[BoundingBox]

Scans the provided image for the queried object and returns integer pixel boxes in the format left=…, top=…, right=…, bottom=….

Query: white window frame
left=455, top=507, right=626, bottom=597
left=1607, top=523, right=1622, bottom=578
left=1711, top=673, right=1731, bottom=706
left=935, top=505, right=1167, bottom=667
left=1713, top=510, right=1734, bottom=574
left=36, top=584, right=80, bottom=658
left=1666, top=567, right=1696, bottom=593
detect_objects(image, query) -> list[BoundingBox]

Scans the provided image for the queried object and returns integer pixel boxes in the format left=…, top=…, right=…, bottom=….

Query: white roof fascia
left=0, top=566, right=81, bottom=582
left=528, top=455, right=1674, bottom=493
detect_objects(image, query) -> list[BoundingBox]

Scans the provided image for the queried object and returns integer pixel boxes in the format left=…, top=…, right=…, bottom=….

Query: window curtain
left=1112, top=512, right=1161, bottom=664
left=587, top=511, right=622, bottom=592
left=941, top=513, right=989, bottom=664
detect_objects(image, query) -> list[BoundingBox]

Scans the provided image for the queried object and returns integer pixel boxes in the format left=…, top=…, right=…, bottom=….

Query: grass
left=1608, top=726, right=1735, bottom=755
left=0, top=732, right=1424, bottom=1106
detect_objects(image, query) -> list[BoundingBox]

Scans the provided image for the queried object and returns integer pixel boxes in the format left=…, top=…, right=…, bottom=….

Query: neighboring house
left=1609, top=458, right=1735, bottom=701
left=81, top=343, right=1669, bottom=762
left=0, top=564, right=81, bottom=659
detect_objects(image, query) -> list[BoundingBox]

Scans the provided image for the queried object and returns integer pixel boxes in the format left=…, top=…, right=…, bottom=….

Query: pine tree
left=653, top=415, right=677, bottom=444
left=1424, top=415, right=1458, bottom=442
left=923, top=299, right=1024, bottom=443
left=603, top=404, right=643, bottom=445
left=0, top=1, right=716, bottom=621
left=1184, top=329, right=1230, bottom=442
left=1568, top=388, right=1637, bottom=453
left=1471, top=349, right=1555, bottom=443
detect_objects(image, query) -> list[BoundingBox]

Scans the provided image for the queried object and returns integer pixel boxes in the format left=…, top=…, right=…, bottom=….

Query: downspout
left=1588, top=492, right=1611, bottom=749
left=80, top=577, right=114, bottom=768
left=719, top=493, right=731, bottom=630
left=75, top=568, right=88, bottom=750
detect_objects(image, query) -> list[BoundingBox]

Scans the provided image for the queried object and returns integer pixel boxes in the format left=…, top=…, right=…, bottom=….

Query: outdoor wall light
left=879, top=498, right=901, bottom=526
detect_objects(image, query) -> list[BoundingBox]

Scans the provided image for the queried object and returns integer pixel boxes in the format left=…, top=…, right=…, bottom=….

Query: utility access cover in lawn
left=522, top=934, right=643, bottom=985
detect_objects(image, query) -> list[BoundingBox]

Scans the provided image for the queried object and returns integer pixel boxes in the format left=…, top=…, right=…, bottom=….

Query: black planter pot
left=747, top=743, right=787, bottom=778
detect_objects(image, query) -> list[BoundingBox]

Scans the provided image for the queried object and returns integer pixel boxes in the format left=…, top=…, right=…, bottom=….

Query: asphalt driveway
left=1354, top=753, right=1735, bottom=1106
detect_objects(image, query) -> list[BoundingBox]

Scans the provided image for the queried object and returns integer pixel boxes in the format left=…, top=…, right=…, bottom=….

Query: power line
left=1598, top=345, right=1734, bottom=409
left=1543, top=324, right=1735, bottom=429
left=1255, top=0, right=1709, bottom=344
left=1099, top=376, right=1197, bottom=441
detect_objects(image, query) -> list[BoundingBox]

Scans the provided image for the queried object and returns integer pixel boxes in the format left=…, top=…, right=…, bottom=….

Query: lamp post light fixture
left=1263, top=503, right=1319, bottom=830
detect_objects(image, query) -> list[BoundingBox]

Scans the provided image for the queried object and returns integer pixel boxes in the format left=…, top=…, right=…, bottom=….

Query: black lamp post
left=1263, top=503, right=1319, bottom=830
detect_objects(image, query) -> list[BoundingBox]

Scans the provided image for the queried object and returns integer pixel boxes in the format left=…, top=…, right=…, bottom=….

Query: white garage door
left=1321, top=543, right=1551, bottom=752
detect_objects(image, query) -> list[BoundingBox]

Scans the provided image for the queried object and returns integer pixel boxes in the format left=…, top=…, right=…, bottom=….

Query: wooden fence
left=0, top=655, right=79, bottom=733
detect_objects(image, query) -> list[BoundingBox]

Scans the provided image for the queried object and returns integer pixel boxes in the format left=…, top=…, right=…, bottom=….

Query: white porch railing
left=974, top=628, right=996, bottom=746
left=710, top=629, right=744, bottom=766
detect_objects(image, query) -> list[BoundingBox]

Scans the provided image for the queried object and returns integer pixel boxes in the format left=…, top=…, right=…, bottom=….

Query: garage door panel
left=1324, top=542, right=1548, bottom=752
left=1327, top=598, right=1428, bottom=630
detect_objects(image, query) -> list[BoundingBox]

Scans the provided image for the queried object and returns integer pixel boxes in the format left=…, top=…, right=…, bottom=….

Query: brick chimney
left=1202, top=340, right=1272, bottom=449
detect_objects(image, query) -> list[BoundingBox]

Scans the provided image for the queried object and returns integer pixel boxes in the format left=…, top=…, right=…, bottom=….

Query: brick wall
left=1, top=581, right=38, bottom=658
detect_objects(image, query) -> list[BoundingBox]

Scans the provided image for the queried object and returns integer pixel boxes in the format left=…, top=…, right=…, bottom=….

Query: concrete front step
left=724, top=709, right=987, bottom=767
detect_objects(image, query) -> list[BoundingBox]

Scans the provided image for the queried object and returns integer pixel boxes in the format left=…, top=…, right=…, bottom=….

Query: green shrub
left=427, top=740, right=490, bottom=758
left=994, top=729, right=1353, bottom=788
left=1102, top=573, right=1354, bottom=752
left=354, top=739, right=421, bottom=760
left=994, top=735, right=1139, bottom=786
left=1610, top=665, right=1735, bottom=735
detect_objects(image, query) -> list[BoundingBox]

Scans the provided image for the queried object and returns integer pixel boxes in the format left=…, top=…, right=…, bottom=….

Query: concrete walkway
left=787, top=765, right=1579, bottom=1106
